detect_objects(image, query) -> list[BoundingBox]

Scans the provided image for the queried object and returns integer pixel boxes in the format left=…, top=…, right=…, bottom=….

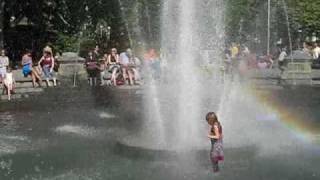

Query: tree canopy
left=225, top=0, right=320, bottom=44
left=0, top=0, right=320, bottom=56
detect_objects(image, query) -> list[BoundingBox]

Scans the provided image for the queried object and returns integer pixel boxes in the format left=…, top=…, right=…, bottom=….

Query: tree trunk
left=0, top=0, right=4, bottom=48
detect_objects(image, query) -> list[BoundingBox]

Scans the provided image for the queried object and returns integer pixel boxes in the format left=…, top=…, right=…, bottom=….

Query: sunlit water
left=0, top=0, right=320, bottom=179
left=0, top=83, right=319, bottom=179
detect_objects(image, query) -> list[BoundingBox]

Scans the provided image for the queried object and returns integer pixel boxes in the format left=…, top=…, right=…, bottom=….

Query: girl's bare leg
left=94, top=77, right=97, bottom=86
left=133, top=69, right=140, bottom=81
left=112, top=69, right=117, bottom=86
left=31, top=73, right=36, bottom=87
left=46, top=78, right=51, bottom=87
left=128, top=70, right=134, bottom=85
left=89, top=78, right=93, bottom=86
left=1, top=79, right=5, bottom=94
left=100, top=71, right=105, bottom=85
left=122, top=68, right=127, bottom=84
left=7, top=84, right=11, bottom=101
left=32, top=69, right=42, bottom=87
left=53, top=78, right=57, bottom=86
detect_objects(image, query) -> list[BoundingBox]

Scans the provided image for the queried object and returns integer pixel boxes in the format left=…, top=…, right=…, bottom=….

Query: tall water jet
left=160, top=0, right=226, bottom=149
left=121, top=0, right=226, bottom=151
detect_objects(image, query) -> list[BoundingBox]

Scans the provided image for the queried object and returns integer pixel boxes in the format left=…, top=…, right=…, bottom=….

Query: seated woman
left=119, top=49, right=137, bottom=85
left=127, top=54, right=142, bottom=85
left=131, top=56, right=142, bottom=83
left=107, top=48, right=120, bottom=86
left=99, top=54, right=109, bottom=86
left=3, top=68, right=15, bottom=101
left=21, top=51, right=42, bottom=87
left=38, top=46, right=57, bottom=87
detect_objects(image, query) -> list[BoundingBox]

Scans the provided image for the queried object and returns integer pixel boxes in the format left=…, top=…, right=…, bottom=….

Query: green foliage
left=4, top=0, right=320, bottom=54
left=226, top=0, right=320, bottom=41
left=289, top=0, right=320, bottom=34
left=79, top=39, right=96, bottom=58
left=53, top=33, right=79, bottom=53
left=225, top=0, right=256, bottom=41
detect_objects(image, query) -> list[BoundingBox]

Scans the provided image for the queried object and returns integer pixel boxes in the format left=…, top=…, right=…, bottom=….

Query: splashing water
left=121, top=0, right=312, bottom=156
left=121, top=0, right=226, bottom=151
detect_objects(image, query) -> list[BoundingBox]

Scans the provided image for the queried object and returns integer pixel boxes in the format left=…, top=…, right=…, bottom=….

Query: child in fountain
left=206, top=112, right=224, bottom=173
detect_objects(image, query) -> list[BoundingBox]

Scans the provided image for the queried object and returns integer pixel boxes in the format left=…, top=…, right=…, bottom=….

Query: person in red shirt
left=38, top=46, right=56, bottom=87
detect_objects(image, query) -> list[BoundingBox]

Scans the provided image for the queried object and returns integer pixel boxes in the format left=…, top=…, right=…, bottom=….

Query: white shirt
left=278, top=51, right=287, bottom=62
left=119, top=52, right=130, bottom=65
left=4, top=72, right=13, bottom=85
left=313, top=47, right=320, bottom=59
left=0, top=56, right=9, bottom=68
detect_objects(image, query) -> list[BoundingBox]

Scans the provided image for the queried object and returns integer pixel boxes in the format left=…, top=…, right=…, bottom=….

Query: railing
left=286, top=62, right=312, bottom=74
left=281, top=61, right=312, bottom=85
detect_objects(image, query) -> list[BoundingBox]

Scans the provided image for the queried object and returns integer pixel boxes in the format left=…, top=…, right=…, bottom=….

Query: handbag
left=53, top=59, right=60, bottom=72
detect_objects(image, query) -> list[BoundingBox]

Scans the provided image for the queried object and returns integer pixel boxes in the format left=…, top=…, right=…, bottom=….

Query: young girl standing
left=206, top=112, right=224, bottom=173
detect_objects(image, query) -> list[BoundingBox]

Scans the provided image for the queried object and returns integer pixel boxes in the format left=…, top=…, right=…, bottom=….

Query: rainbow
left=249, top=87, right=320, bottom=144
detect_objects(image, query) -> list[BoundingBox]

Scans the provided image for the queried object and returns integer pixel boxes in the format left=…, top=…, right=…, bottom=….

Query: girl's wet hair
left=206, top=112, right=218, bottom=125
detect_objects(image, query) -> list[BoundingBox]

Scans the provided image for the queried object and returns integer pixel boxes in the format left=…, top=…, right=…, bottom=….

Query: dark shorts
left=87, top=69, right=98, bottom=78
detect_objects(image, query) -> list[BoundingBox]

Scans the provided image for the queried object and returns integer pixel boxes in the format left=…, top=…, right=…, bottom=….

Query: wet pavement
left=0, top=80, right=320, bottom=180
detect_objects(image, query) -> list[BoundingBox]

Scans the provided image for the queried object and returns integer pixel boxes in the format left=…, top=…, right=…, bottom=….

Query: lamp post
left=99, top=25, right=103, bottom=38
left=297, top=29, right=302, bottom=49
left=267, top=0, right=271, bottom=55
left=0, top=1, right=5, bottom=48
left=107, top=26, right=111, bottom=39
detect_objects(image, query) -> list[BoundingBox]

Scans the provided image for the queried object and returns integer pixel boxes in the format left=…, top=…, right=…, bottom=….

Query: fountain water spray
left=123, top=0, right=227, bottom=151
left=121, top=0, right=304, bottom=157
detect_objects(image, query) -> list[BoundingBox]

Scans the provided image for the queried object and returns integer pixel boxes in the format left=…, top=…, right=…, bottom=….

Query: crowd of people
left=224, top=41, right=320, bottom=77
left=0, top=43, right=162, bottom=101
left=302, top=42, right=320, bottom=59
left=84, top=46, right=161, bottom=87
left=2, top=39, right=320, bottom=100
left=0, top=46, right=59, bottom=100
left=20, top=46, right=59, bottom=88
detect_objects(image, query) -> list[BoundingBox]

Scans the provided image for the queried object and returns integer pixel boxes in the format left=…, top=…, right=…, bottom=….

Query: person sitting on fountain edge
left=38, top=46, right=57, bottom=87
left=107, top=48, right=120, bottom=86
left=3, top=67, right=15, bottom=101
left=119, top=48, right=139, bottom=85
left=22, top=50, right=42, bottom=87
